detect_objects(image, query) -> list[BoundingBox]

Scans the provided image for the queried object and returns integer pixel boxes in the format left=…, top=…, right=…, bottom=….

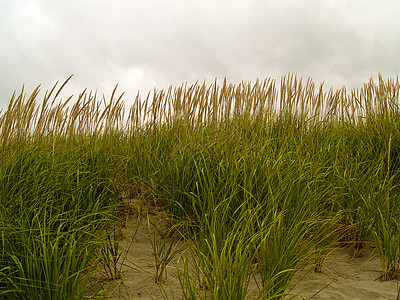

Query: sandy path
left=94, top=209, right=399, bottom=300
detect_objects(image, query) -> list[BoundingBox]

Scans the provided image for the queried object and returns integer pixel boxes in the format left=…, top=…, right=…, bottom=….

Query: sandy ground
left=91, top=200, right=400, bottom=300
left=289, top=246, right=399, bottom=299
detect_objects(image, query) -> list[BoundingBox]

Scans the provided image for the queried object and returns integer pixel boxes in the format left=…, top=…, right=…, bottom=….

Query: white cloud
left=1, top=0, right=399, bottom=109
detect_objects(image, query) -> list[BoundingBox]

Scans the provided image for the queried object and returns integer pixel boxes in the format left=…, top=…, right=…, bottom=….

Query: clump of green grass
left=147, top=215, right=182, bottom=283
left=100, top=227, right=124, bottom=281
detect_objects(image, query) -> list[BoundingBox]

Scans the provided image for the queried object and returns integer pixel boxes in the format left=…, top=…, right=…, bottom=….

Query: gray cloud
left=1, top=0, right=399, bottom=109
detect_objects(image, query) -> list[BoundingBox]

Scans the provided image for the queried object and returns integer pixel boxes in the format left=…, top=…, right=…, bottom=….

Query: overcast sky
left=1, top=0, right=399, bottom=110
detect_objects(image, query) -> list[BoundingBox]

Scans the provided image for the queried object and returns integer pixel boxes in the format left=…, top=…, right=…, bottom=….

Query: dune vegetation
left=0, top=74, right=399, bottom=299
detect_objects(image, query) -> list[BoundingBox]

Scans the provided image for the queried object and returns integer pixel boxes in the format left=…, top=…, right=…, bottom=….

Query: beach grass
left=0, top=74, right=399, bottom=299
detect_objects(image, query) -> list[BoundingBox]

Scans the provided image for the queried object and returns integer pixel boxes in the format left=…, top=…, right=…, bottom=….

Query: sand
left=289, top=246, right=399, bottom=299
left=92, top=205, right=400, bottom=300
